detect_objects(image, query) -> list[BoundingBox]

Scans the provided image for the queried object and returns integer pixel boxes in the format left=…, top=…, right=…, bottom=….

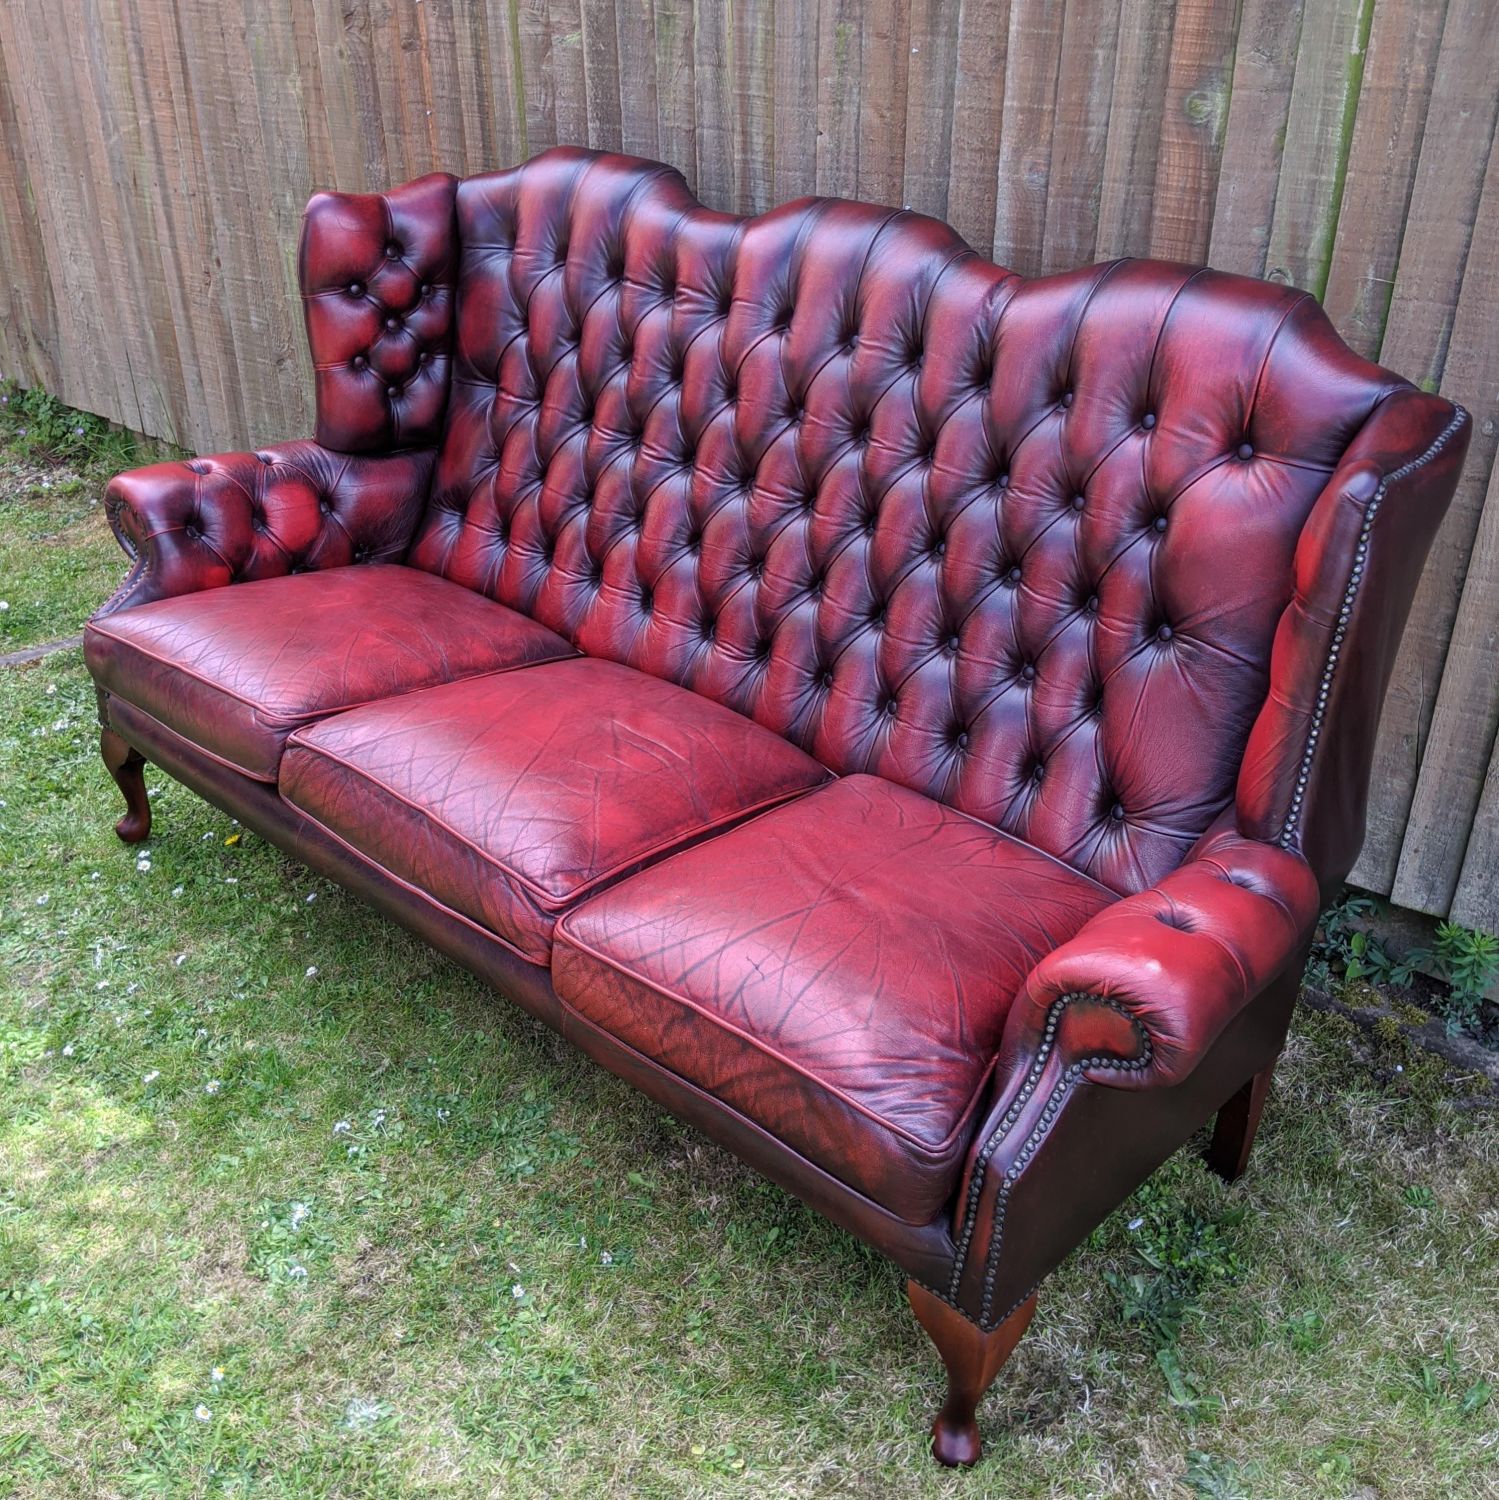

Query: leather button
left=419, top=282, right=432, bottom=296
left=1021, top=663, right=1036, bottom=681
left=1157, top=624, right=1175, bottom=641
left=347, top=281, right=363, bottom=297
left=385, top=241, right=401, bottom=259
left=1072, top=494, right=1085, bottom=511
left=351, top=354, right=368, bottom=370
left=184, top=523, right=200, bottom=540
left=1006, top=565, right=1022, bottom=584
left=1086, top=594, right=1100, bottom=612
left=1111, top=802, right=1126, bottom=821
left=1153, top=514, right=1168, bottom=533
left=385, top=316, right=401, bottom=331
left=955, top=732, right=970, bottom=749
left=945, top=634, right=961, bottom=653
left=1237, top=441, right=1254, bottom=460
left=819, top=670, right=834, bottom=688
left=387, top=385, right=400, bottom=398
left=1141, top=413, right=1156, bottom=429
left=997, top=473, right=1010, bottom=489
left=1060, top=391, right=1074, bottom=408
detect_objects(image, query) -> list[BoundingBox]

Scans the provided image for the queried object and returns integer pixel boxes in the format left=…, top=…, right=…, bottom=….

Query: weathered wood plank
left=992, top=0, right=1067, bottom=275
left=771, top=0, right=818, bottom=202
left=902, top=0, right=962, bottom=220
left=816, top=0, right=861, bottom=199
left=548, top=0, right=590, bottom=148
left=1095, top=0, right=1177, bottom=260
left=1425, top=457, right=1499, bottom=931
left=735, top=0, right=777, bottom=212
left=1351, top=0, right=1499, bottom=895
left=578, top=0, right=624, bottom=150
left=1206, top=0, right=1304, bottom=276
left=1388, top=140, right=1499, bottom=916
left=855, top=0, right=912, bottom=208
left=693, top=0, right=735, bottom=204
left=1263, top=0, right=1375, bottom=298
left=654, top=0, right=696, bottom=182
left=615, top=0, right=659, bottom=159
left=1040, top=0, right=1122, bottom=273
left=1149, top=0, right=1239, bottom=264
left=1321, top=0, right=1447, bottom=358
left=945, top=0, right=1011, bottom=257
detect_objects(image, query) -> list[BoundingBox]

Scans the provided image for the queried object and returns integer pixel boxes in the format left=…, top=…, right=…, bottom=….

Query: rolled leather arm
left=94, top=440, right=435, bottom=619
left=942, top=822, right=1319, bottom=1327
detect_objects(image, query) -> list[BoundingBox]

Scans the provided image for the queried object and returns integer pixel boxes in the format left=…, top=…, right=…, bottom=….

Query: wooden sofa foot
left=100, top=727, right=151, bottom=843
left=1207, top=1061, right=1275, bottom=1182
left=908, top=1281, right=1036, bottom=1467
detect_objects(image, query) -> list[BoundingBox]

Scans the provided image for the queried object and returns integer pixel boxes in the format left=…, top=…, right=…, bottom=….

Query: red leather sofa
left=84, top=148, right=1469, bottom=1465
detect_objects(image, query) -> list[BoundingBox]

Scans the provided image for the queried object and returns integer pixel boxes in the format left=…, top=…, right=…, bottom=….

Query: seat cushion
left=84, top=565, right=573, bottom=781
left=279, top=657, right=831, bottom=963
left=552, top=775, right=1116, bottom=1223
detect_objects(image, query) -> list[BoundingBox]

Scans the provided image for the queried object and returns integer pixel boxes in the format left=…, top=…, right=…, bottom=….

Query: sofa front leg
left=1206, top=1060, right=1275, bottom=1182
left=907, top=1281, right=1036, bottom=1467
left=100, top=727, right=151, bottom=844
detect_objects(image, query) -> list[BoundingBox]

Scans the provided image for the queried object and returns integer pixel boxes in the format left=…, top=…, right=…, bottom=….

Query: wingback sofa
left=84, top=148, right=1469, bottom=1465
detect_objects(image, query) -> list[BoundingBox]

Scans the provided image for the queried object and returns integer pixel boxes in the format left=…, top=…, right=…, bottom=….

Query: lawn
left=1, top=394, right=1495, bottom=1498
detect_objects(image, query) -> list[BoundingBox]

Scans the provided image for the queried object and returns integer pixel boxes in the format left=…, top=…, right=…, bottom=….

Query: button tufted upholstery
left=554, top=774, right=1114, bottom=1222
left=280, top=657, right=829, bottom=961
left=87, top=145, right=1470, bottom=1457
left=405, top=148, right=1414, bottom=896
left=85, top=566, right=573, bottom=781
left=95, top=441, right=437, bottom=617
left=301, top=172, right=459, bottom=454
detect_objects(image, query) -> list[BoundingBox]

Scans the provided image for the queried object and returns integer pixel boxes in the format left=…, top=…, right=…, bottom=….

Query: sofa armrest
left=93, top=440, right=436, bottom=619
left=942, top=824, right=1319, bottom=1327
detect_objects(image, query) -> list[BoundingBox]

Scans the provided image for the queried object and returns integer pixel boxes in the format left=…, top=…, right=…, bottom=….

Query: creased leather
left=553, top=774, right=1113, bottom=1223
left=85, top=565, right=573, bottom=780
left=279, top=657, right=830, bottom=961
left=406, top=147, right=1426, bottom=895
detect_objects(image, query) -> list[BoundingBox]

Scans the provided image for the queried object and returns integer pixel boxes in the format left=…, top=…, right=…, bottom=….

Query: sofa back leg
left=907, top=1281, right=1036, bottom=1467
left=100, top=727, right=151, bottom=844
left=1207, top=1060, right=1276, bottom=1182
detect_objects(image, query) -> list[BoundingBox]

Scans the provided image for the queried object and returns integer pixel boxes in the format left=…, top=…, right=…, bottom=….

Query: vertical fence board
left=1351, top=0, right=1499, bottom=894
left=992, top=0, right=1067, bottom=274
left=1263, top=0, right=1374, bottom=298
left=902, top=0, right=962, bottom=220
left=771, top=0, right=817, bottom=203
left=1149, top=0, right=1239, bottom=264
left=1041, top=0, right=1122, bottom=273
left=944, top=0, right=1011, bottom=257
left=1094, top=0, right=1177, bottom=260
left=1320, top=0, right=1447, bottom=356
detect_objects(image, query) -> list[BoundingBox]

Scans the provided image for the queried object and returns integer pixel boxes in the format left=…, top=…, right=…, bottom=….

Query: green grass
left=1, top=405, right=1496, bottom=1496
left=0, top=384, right=165, bottom=653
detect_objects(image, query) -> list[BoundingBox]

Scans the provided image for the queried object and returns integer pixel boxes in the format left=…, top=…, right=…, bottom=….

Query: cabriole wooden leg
left=1207, top=1061, right=1275, bottom=1182
left=100, top=727, right=151, bottom=844
left=907, top=1281, right=1037, bottom=1467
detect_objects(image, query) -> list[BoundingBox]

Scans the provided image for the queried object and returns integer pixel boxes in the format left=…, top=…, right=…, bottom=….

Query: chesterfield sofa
left=84, top=147, right=1468, bottom=1465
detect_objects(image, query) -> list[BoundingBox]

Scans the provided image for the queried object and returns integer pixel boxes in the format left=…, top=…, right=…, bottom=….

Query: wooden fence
left=1, top=0, right=1497, bottom=929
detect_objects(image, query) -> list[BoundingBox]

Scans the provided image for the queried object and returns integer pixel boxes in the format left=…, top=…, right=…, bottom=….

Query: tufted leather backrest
left=403, top=147, right=1415, bottom=895
left=301, top=173, right=459, bottom=453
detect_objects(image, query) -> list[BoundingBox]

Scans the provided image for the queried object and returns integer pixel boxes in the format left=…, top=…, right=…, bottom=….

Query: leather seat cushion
left=552, top=775, right=1116, bottom=1224
left=279, top=657, right=831, bottom=964
left=84, top=565, right=573, bottom=781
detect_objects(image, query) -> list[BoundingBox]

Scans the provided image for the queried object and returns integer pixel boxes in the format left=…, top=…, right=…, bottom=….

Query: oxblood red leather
left=407, top=152, right=1420, bottom=895
left=94, top=442, right=436, bottom=616
left=301, top=172, right=458, bottom=454
left=554, top=774, right=1113, bottom=1222
left=85, top=145, right=1471, bottom=1437
left=280, top=657, right=829, bottom=961
left=85, top=566, right=572, bottom=781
